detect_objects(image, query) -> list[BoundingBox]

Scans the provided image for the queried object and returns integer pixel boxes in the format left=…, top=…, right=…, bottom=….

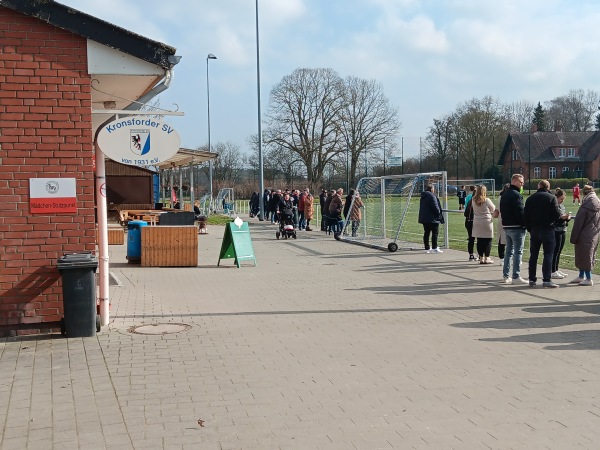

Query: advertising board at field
left=96, top=116, right=180, bottom=166
left=30, top=178, right=77, bottom=214
left=388, top=156, right=402, bottom=167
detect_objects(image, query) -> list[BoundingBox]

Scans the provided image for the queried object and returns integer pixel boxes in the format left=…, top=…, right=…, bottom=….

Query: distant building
left=499, top=121, right=598, bottom=183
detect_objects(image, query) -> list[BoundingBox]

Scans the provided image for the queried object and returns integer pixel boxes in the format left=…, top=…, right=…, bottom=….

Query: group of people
left=250, top=187, right=365, bottom=236
left=318, top=188, right=364, bottom=236
left=419, top=174, right=600, bottom=288
left=253, top=188, right=315, bottom=230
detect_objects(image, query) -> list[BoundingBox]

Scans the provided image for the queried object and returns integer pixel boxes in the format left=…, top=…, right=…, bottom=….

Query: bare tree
left=504, top=100, right=536, bottom=132
left=454, top=96, right=508, bottom=178
left=265, top=68, right=346, bottom=190
left=424, top=115, right=455, bottom=172
left=211, top=141, right=245, bottom=189
left=338, top=76, right=400, bottom=187
left=545, top=89, right=600, bottom=131
left=246, top=134, right=303, bottom=187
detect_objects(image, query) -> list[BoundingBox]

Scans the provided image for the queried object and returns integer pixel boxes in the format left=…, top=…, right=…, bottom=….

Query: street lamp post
left=255, top=0, right=265, bottom=221
left=206, top=53, right=217, bottom=210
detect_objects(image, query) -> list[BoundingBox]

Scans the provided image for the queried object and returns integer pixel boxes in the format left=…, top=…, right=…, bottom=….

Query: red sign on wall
left=29, top=178, right=77, bottom=214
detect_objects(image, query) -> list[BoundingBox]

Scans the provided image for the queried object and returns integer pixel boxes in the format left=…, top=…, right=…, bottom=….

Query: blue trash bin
left=127, top=220, right=148, bottom=263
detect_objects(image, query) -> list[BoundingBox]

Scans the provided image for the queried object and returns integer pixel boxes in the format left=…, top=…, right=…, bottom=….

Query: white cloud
left=53, top=0, right=600, bottom=149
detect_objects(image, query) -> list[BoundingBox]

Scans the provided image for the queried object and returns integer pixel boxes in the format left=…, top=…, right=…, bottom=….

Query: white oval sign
left=97, top=117, right=181, bottom=166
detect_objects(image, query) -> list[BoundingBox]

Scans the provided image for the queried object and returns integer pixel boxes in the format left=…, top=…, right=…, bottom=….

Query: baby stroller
left=276, top=207, right=297, bottom=239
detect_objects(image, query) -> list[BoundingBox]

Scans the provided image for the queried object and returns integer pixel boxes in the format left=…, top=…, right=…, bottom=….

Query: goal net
left=448, top=179, right=497, bottom=198
left=215, top=188, right=235, bottom=215
left=338, top=172, right=449, bottom=252
left=196, top=193, right=211, bottom=216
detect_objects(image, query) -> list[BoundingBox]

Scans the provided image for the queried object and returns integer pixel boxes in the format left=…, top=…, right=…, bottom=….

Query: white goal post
left=337, top=172, right=449, bottom=252
left=215, top=188, right=235, bottom=215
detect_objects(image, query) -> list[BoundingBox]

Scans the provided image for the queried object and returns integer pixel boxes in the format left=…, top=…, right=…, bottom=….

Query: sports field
left=350, top=191, right=588, bottom=273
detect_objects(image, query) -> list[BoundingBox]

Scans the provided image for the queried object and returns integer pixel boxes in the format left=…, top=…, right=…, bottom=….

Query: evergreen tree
left=532, top=102, right=546, bottom=131
left=595, top=113, right=600, bottom=130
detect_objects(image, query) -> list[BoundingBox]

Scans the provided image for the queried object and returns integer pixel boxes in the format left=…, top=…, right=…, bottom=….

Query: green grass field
left=235, top=192, right=593, bottom=274
left=351, top=192, right=591, bottom=274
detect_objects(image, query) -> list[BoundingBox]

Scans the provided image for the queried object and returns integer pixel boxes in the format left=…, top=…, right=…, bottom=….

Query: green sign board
left=218, top=221, right=256, bottom=268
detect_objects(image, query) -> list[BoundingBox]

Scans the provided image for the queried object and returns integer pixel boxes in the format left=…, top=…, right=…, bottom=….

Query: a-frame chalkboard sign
left=217, top=218, right=256, bottom=268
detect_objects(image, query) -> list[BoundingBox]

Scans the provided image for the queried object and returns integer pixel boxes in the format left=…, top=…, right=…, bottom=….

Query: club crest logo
left=130, top=129, right=151, bottom=156
left=45, top=180, right=59, bottom=194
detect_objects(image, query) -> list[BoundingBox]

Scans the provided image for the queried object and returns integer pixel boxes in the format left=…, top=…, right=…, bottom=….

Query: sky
left=59, top=0, right=600, bottom=159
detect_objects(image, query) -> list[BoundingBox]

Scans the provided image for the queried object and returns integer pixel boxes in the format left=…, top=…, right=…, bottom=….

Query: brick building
left=499, top=123, right=600, bottom=184
left=0, top=0, right=179, bottom=335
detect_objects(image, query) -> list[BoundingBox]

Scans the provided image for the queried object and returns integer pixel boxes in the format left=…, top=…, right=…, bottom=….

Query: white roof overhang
left=154, top=148, right=219, bottom=169
left=88, top=40, right=167, bottom=136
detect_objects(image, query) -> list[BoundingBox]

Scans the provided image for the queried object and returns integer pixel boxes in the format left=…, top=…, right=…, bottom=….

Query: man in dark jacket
left=319, top=189, right=327, bottom=231
left=268, top=190, right=281, bottom=223
left=499, top=174, right=528, bottom=284
left=524, top=179, right=562, bottom=288
left=418, top=184, right=444, bottom=253
left=263, top=190, right=271, bottom=221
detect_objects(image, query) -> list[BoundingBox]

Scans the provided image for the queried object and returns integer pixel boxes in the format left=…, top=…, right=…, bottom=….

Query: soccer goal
left=448, top=179, right=497, bottom=197
left=215, top=188, right=235, bottom=215
left=196, top=193, right=211, bottom=216
left=337, top=172, right=449, bottom=252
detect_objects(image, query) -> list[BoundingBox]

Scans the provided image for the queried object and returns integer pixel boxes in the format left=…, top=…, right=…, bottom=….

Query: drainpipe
left=95, top=67, right=177, bottom=328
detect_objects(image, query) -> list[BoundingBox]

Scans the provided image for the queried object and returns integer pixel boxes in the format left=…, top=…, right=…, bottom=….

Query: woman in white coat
left=472, top=185, right=496, bottom=264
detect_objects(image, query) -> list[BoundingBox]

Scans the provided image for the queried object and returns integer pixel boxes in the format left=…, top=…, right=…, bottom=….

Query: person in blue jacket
left=418, top=183, right=444, bottom=253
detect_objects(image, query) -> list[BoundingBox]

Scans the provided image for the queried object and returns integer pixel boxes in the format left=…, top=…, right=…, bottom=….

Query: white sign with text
left=97, top=117, right=180, bottom=166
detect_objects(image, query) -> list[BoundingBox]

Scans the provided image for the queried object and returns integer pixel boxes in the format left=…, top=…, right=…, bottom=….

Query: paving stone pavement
left=2, top=218, right=600, bottom=449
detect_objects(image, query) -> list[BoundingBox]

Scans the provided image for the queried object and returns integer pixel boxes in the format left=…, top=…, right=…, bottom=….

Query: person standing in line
left=268, top=190, right=281, bottom=224
left=263, top=189, right=271, bottom=220
left=464, top=185, right=477, bottom=260
left=551, top=188, right=571, bottom=279
left=319, top=189, right=328, bottom=231
left=471, top=185, right=495, bottom=264
left=323, top=189, right=335, bottom=232
left=524, top=180, right=562, bottom=288
left=493, top=184, right=510, bottom=260
left=290, top=189, right=299, bottom=228
left=297, top=189, right=306, bottom=230
left=343, top=189, right=353, bottom=220
left=418, top=184, right=444, bottom=253
left=457, top=185, right=467, bottom=210
left=573, top=182, right=581, bottom=206
left=569, top=185, right=600, bottom=286
left=328, top=188, right=344, bottom=233
left=303, top=189, right=314, bottom=231
left=500, top=174, right=528, bottom=284
left=343, top=189, right=355, bottom=235
left=348, top=190, right=364, bottom=237
left=249, top=191, right=259, bottom=217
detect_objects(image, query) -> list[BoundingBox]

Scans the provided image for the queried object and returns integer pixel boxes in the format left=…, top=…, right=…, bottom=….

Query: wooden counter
left=141, top=226, right=198, bottom=267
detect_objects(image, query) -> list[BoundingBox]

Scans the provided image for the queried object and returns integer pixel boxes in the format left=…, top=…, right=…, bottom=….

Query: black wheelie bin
left=57, top=252, right=99, bottom=337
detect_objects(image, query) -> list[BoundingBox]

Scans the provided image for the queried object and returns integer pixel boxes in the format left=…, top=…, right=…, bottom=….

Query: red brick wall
left=0, top=8, right=95, bottom=336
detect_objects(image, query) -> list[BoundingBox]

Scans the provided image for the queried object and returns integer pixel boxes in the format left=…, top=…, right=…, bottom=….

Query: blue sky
left=60, top=0, right=600, bottom=159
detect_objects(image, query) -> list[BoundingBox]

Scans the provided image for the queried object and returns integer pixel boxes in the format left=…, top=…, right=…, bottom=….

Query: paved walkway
left=2, top=218, right=600, bottom=449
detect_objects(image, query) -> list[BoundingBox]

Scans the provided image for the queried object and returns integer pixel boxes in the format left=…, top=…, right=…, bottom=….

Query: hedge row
left=524, top=178, right=590, bottom=191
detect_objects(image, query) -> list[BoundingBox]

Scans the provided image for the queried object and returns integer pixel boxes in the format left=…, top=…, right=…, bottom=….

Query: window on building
left=534, top=167, right=541, bottom=178
left=562, top=166, right=570, bottom=174
left=549, top=167, right=557, bottom=178
left=559, top=148, right=566, bottom=157
left=568, top=148, right=575, bottom=157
